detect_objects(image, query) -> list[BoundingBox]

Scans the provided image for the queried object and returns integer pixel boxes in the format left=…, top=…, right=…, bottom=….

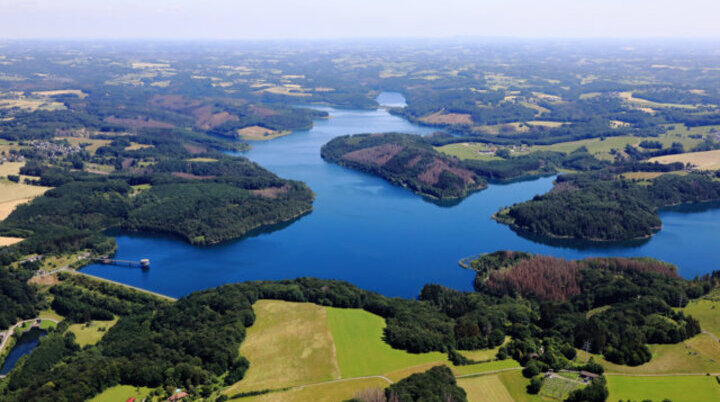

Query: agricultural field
left=619, top=91, right=702, bottom=110
left=326, top=306, right=447, bottom=378
left=459, top=337, right=510, bottom=361
left=497, top=371, right=543, bottom=402
left=0, top=165, right=51, bottom=222
left=650, top=149, right=720, bottom=170
left=226, top=300, right=516, bottom=400
left=88, top=385, right=153, bottom=402
left=457, top=374, right=514, bottom=402
left=684, top=289, right=720, bottom=336
left=225, top=300, right=340, bottom=395
left=244, top=377, right=390, bottom=402
left=436, top=143, right=503, bottom=161
left=607, top=375, right=720, bottom=402
left=576, top=333, right=720, bottom=374
left=237, top=125, right=291, bottom=141
left=67, top=317, right=118, bottom=346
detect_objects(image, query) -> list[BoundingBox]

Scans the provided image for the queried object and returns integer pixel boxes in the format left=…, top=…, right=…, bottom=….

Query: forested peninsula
left=495, top=171, right=720, bottom=242
left=321, top=133, right=604, bottom=200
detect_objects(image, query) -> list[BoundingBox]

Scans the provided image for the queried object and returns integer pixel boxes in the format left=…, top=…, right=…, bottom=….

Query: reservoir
left=0, top=328, right=45, bottom=375
left=82, top=93, right=720, bottom=299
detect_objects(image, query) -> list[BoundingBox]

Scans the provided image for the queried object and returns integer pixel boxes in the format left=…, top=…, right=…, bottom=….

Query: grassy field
left=436, top=143, right=502, bottom=161
left=237, top=125, right=291, bottom=141
left=88, top=385, right=153, bottom=402
left=228, top=300, right=524, bottom=401
left=0, top=236, right=22, bottom=246
left=650, top=149, right=720, bottom=170
left=452, top=359, right=521, bottom=376
left=459, top=337, right=509, bottom=361
left=243, top=377, right=390, bottom=402
left=497, top=371, right=543, bottom=402
left=607, top=375, right=720, bottom=402
left=458, top=374, right=514, bottom=402
left=67, top=318, right=118, bottom=346
left=684, top=289, right=720, bottom=336
left=225, top=300, right=340, bottom=395
left=326, top=307, right=447, bottom=378
left=125, top=142, right=153, bottom=151
left=577, top=333, right=720, bottom=374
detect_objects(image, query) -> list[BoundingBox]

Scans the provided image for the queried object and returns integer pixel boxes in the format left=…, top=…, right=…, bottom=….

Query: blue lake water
left=0, top=328, right=45, bottom=375
left=81, top=93, right=720, bottom=299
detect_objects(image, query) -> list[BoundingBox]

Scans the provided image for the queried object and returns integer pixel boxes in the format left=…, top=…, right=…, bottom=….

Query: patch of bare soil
left=105, top=116, right=175, bottom=129
left=171, top=172, right=216, bottom=180
left=182, top=144, right=207, bottom=154
left=342, top=144, right=405, bottom=166
left=417, top=158, right=475, bottom=185
left=251, top=185, right=290, bottom=199
left=420, top=111, right=473, bottom=125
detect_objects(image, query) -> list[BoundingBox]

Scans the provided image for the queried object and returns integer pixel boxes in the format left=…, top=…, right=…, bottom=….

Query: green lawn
left=607, top=375, right=720, bottom=402
left=575, top=333, right=720, bottom=374
left=497, top=371, right=543, bottom=402
left=457, top=374, right=514, bottom=402
left=326, top=307, right=447, bottom=378
left=67, top=318, right=118, bottom=347
left=89, top=385, right=152, bottom=402
left=452, top=359, right=521, bottom=376
left=684, top=289, right=720, bottom=336
left=436, top=143, right=502, bottom=161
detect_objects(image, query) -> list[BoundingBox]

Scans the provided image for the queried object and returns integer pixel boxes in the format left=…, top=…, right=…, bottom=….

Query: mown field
left=88, top=385, right=152, bottom=402
left=685, top=288, right=720, bottom=336
left=650, top=149, right=720, bottom=170
left=67, top=317, right=118, bottom=347
left=225, top=300, right=519, bottom=401
left=607, top=375, right=720, bottom=402
left=577, top=333, right=720, bottom=375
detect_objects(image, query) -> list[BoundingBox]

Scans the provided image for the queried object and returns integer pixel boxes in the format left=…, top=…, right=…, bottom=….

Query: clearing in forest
left=67, top=317, right=119, bottom=346
left=237, top=125, right=290, bottom=141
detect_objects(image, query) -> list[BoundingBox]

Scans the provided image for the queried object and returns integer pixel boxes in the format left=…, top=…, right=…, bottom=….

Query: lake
left=0, top=328, right=45, bottom=375
left=81, top=93, right=720, bottom=299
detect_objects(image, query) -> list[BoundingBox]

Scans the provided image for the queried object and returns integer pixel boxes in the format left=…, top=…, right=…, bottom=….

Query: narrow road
left=702, top=330, right=720, bottom=343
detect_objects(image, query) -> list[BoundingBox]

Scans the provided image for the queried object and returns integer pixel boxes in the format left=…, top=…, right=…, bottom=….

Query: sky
left=1, top=0, right=719, bottom=40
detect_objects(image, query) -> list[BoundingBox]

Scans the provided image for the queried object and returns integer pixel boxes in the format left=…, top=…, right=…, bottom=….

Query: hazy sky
left=1, top=0, right=720, bottom=40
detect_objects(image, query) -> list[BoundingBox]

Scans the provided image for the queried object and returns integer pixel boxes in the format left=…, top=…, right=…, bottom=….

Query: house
left=125, top=398, right=135, bottom=402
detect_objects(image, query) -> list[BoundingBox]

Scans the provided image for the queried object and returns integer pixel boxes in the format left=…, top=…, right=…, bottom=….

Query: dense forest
left=0, top=156, right=313, bottom=269
left=496, top=171, right=720, bottom=241
left=2, top=253, right=716, bottom=400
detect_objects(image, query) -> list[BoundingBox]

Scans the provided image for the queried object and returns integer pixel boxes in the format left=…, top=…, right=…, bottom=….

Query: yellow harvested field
left=225, top=300, right=340, bottom=394
left=32, top=89, right=88, bottom=99
left=650, top=150, right=720, bottom=170
left=258, top=86, right=311, bottom=97
left=0, top=161, right=24, bottom=176
left=0, top=236, right=23, bottom=247
left=577, top=333, right=720, bottom=374
left=0, top=181, right=48, bottom=204
left=525, top=120, right=566, bottom=128
left=458, top=375, right=514, bottom=402
left=237, top=125, right=290, bottom=141
left=244, top=377, right=390, bottom=402
left=125, top=142, right=154, bottom=151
